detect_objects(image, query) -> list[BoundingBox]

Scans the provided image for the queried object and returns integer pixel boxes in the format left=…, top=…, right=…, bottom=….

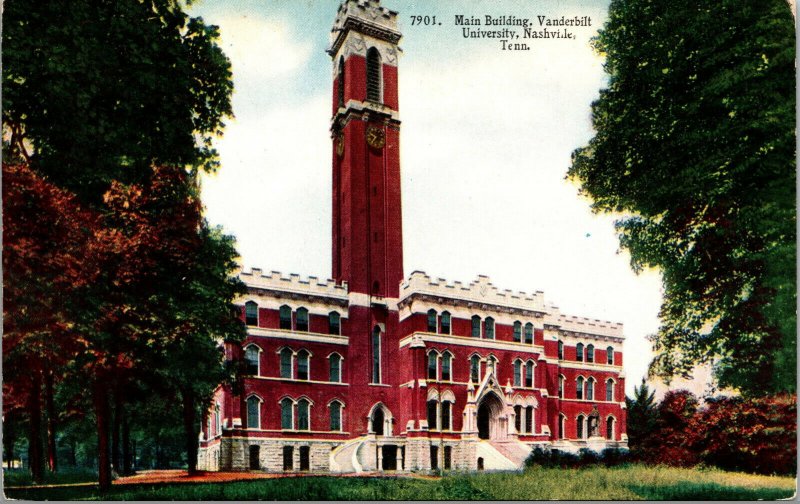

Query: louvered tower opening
left=366, top=47, right=381, bottom=103
left=337, top=57, right=345, bottom=108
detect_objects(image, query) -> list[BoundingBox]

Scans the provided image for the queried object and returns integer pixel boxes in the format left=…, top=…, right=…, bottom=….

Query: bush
left=525, top=447, right=629, bottom=469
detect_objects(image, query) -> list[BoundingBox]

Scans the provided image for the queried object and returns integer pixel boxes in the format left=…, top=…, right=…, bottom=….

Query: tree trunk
left=93, top=381, right=112, bottom=492
left=28, top=371, right=45, bottom=483
left=122, top=413, right=131, bottom=475
left=111, top=392, right=121, bottom=474
left=45, top=369, right=58, bottom=473
left=182, top=390, right=199, bottom=475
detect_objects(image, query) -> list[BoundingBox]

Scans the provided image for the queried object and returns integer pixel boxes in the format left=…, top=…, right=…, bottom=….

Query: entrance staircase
left=476, top=440, right=532, bottom=471
left=329, top=437, right=366, bottom=473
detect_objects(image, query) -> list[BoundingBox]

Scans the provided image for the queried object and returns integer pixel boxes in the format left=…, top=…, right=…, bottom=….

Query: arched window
left=427, top=351, right=438, bottom=380
left=297, top=349, right=310, bottom=380
left=337, top=57, right=345, bottom=108
left=426, top=400, right=438, bottom=430
left=330, top=400, right=343, bottom=431
left=513, top=360, right=522, bottom=387
left=606, top=379, right=614, bottom=402
left=576, top=415, right=585, bottom=439
left=441, top=311, right=451, bottom=335
left=558, top=375, right=565, bottom=398
left=576, top=376, right=584, bottom=400
left=606, top=416, right=615, bottom=440
left=214, top=403, right=221, bottom=436
left=470, top=355, right=481, bottom=383
left=245, top=301, right=258, bottom=326
left=586, top=377, right=595, bottom=401
left=296, top=307, right=309, bottom=332
left=525, top=406, right=534, bottom=433
left=246, top=396, right=261, bottom=429
left=606, top=346, right=614, bottom=365
left=244, top=345, right=260, bottom=376
left=559, top=414, right=566, bottom=439
left=484, top=317, right=495, bottom=339
left=576, top=343, right=584, bottom=362
left=441, top=399, right=452, bottom=430
left=514, top=405, right=522, bottom=432
left=558, top=340, right=564, bottom=360
left=372, top=326, right=381, bottom=384
left=366, top=47, right=382, bottom=102
left=471, top=315, right=481, bottom=337
left=328, top=311, right=341, bottom=335
left=280, top=397, right=293, bottom=429
left=279, top=305, right=292, bottom=330
left=280, top=348, right=293, bottom=379
left=441, top=352, right=452, bottom=381
left=513, top=321, right=522, bottom=342
left=587, top=344, right=595, bottom=363
left=329, top=353, right=342, bottom=383
left=525, top=361, right=534, bottom=388
left=427, top=309, right=438, bottom=333
left=297, top=398, right=310, bottom=431
left=524, top=323, right=534, bottom=344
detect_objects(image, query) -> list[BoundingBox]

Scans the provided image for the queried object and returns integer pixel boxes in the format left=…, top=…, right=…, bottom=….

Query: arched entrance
left=477, top=393, right=503, bottom=440
left=373, top=408, right=385, bottom=436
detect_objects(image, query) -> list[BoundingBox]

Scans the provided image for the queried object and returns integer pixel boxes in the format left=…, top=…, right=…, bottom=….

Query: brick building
left=198, top=0, right=627, bottom=473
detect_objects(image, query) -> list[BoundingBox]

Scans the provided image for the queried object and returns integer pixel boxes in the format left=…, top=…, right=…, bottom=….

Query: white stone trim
left=248, top=327, right=349, bottom=346
left=558, top=360, right=623, bottom=372
left=399, top=332, right=544, bottom=353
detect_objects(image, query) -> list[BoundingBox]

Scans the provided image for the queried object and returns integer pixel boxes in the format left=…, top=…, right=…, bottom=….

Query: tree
left=2, top=0, right=233, bottom=202
left=569, top=0, right=796, bottom=394
left=625, top=380, right=658, bottom=459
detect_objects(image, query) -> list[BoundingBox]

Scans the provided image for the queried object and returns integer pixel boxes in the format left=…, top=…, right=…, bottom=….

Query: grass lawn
left=4, top=464, right=796, bottom=500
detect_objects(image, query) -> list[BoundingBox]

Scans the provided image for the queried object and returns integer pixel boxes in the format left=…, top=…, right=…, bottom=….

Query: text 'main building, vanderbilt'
left=198, top=0, right=627, bottom=473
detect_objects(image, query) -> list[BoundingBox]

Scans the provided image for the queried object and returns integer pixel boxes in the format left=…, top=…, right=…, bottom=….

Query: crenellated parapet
left=239, top=268, right=349, bottom=302
left=399, top=271, right=547, bottom=316
left=329, top=0, right=401, bottom=59
left=557, top=314, right=624, bottom=342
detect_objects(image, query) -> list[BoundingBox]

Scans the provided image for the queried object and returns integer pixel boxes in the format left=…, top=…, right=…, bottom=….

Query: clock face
left=366, top=126, right=385, bottom=149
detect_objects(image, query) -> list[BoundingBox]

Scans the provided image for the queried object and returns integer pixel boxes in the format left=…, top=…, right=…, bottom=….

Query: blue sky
left=189, top=0, right=664, bottom=394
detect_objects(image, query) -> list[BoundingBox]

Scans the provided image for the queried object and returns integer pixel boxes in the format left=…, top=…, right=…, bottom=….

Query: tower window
left=280, top=348, right=293, bottom=379
left=587, top=344, right=595, bottom=363
left=245, top=301, right=258, bottom=326
left=558, top=340, right=564, bottom=360
left=297, top=399, right=310, bottom=431
left=329, top=353, right=342, bottom=383
left=330, top=401, right=343, bottom=431
left=297, top=350, right=310, bottom=380
left=372, top=326, right=382, bottom=384
left=513, top=360, right=522, bottom=387
left=441, top=400, right=452, bottom=431
left=426, top=400, right=438, bottom=430
left=576, top=376, right=584, bottom=400
left=244, top=345, right=260, bottom=376
left=246, top=396, right=261, bottom=429
left=427, top=351, right=438, bottom=380
left=441, top=352, right=452, bottom=381
left=470, top=355, right=481, bottom=383
left=337, top=57, right=345, bottom=108
left=576, top=343, right=584, bottom=362
left=513, top=321, right=521, bottom=342
left=606, top=346, right=614, bottom=365
left=525, top=361, right=534, bottom=388
left=524, top=323, right=533, bottom=344
left=606, top=379, right=614, bottom=402
left=366, top=47, right=382, bottom=102
left=280, top=398, right=293, bottom=429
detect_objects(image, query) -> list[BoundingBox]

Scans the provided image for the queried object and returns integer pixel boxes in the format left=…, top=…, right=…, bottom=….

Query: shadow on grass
left=3, top=468, right=97, bottom=487
left=627, top=482, right=796, bottom=500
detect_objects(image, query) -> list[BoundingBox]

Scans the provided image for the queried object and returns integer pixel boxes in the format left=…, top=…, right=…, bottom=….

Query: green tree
left=2, top=0, right=233, bottom=202
left=625, top=380, right=658, bottom=459
left=569, top=0, right=796, bottom=394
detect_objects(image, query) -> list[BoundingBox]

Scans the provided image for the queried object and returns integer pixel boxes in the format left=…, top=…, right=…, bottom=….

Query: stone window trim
left=278, top=395, right=315, bottom=432
left=243, top=343, right=263, bottom=377
left=245, top=394, right=264, bottom=430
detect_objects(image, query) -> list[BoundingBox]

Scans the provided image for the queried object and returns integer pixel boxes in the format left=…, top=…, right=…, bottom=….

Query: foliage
left=569, top=0, right=796, bottom=394
left=5, top=466, right=796, bottom=501
left=525, top=446, right=630, bottom=468
left=624, top=380, right=658, bottom=459
left=692, top=394, right=796, bottom=475
left=650, top=390, right=700, bottom=467
left=2, top=0, right=233, bottom=202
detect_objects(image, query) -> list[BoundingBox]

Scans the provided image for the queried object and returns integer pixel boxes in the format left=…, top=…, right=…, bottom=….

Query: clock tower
left=329, top=0, right=403, bottom=299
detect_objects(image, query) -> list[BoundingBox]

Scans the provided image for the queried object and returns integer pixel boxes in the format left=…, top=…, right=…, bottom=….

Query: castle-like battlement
left=330, top=0, right=401, bottom=55
left=400, top=271, right=546, bottom=313
left=239, top=268, right=349, bottom=299
left=557, top=314, right=624, bottom=339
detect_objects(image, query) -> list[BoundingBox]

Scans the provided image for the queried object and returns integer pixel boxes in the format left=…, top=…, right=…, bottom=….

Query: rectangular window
left=514, top=405, right=522, bottom=433
left=471, top=317, right=481, bottom=338
left=299, top=446, right=310, bottom=471
left=283, top=446, right=294, bottom=471
left=524, top=324, right=533, bottom=344
left=245, top=303, right=258, bottom=326
left=427, top=311, right=437, bottom=332
left=427, top=401, right=438, bottom=430
left=430, top=446, right=439, bottom=471
left=444, top=446, right=452, bottom=470
left=441, top=312, right=451, bottom=334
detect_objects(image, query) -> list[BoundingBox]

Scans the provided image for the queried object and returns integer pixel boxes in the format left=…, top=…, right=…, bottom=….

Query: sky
left=189, top=0, right=664, bottom=396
